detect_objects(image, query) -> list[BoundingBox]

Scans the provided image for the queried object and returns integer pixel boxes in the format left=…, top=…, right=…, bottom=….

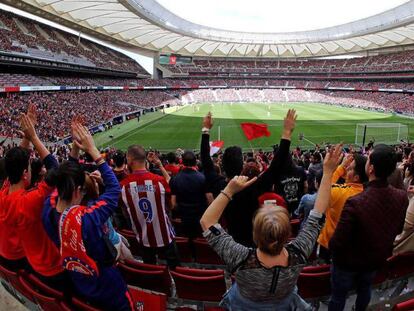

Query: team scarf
left=59, top=205, right=99, bottom=277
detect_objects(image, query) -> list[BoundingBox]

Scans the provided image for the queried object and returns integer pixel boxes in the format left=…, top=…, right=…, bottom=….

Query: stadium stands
left=1, top=83, right=414, bottom=143
left=161, top=51, right=414, bottom=76
left=0, top=10, right=149, bottom=75
left=3, top=74, right=414, bottom=92
left=0, top=91, right=179, bottom=141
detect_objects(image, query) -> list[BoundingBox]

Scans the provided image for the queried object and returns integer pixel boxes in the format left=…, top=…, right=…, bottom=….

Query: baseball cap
left=258, top=192, right=288, bottom=209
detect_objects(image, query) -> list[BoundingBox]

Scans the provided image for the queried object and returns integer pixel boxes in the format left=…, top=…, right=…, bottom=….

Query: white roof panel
left=6, top=0, right=414, bottom=58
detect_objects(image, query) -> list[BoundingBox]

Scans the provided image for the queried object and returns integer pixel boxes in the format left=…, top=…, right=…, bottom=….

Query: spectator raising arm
left=20, top=114, right=50, bottom=161
left=289, top=143, right=344, bottom=259
left=148, top=152, right=171, bottom=184
left=200, top=111, right=215, bottom=174
left=251, top=109, right=297, bottom=191
left=315, top=144, right=344, bottom=214
left=19, top=103, right=38, bottom=150
left=72, top=121, right=101, bottom=162
left=71, top=121, right=121, bottom=222
left=69, top=115, right=84, bottom=160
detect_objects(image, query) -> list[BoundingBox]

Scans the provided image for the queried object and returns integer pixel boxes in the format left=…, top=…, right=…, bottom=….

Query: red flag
left=209, top=140, right=224, bottom=156
left=240, top=123, right=271, bottom=141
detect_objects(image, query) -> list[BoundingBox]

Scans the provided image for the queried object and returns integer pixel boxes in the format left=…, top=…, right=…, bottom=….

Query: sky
left=156, top=0, right=409, bottom=33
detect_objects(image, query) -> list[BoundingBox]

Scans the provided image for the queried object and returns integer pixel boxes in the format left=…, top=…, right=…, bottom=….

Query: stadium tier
left=2, top=74, right=414, bottom=90
left=0, top=9, right=149, bottom=76
left=160, top=52, right=414, bottom=77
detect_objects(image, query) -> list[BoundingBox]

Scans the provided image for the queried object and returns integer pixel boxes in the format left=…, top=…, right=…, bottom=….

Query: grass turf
left=95, top=102, right=414, bottom=152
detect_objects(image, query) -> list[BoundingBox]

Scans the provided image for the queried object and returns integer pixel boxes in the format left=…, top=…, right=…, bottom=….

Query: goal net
left=355, top=123, right=408, bottom=146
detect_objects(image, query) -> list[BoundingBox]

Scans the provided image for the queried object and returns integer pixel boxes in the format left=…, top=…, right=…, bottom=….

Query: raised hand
left=71, top=115, right=84, bottom=147
left=147, top=152, right=162, bottom=167
left=72, top=122, right=100, bottom=160
left=71, top=115, right=84, bottom=126
left=202, top=112, right=213, bottom=130
left=20, top=113, right=37, bottom=141
left=27, top=103, right=38, bottom=126
left=341, top=153, right=354, bottom=170
left=282, top=109, right=297, bottom=140
left=323, top=143, right=344, bottom=174
left=224, top=175, right=257, bottom=197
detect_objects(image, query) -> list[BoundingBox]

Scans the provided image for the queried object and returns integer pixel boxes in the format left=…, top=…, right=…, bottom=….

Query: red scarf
left=59, top=205, right=99, bottom=277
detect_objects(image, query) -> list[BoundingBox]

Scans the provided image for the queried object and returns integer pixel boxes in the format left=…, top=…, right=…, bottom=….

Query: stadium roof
left=5, top=0, right=414, bottom=58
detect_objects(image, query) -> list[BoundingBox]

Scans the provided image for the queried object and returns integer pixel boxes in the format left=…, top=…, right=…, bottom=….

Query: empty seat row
left=117, top=260, right=227, bottom=302
left=0, top=263, right=101, bottom=310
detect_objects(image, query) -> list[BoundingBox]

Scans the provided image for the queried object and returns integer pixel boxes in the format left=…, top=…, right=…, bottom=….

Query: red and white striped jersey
left=120, top=170, right=174, bottom=248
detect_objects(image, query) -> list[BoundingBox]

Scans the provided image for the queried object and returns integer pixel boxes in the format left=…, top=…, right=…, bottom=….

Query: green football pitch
left=94, top=102, right=414, bottom=152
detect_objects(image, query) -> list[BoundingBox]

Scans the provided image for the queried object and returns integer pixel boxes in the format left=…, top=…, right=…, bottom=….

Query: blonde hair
left=252, top=206, right=291, bottom=256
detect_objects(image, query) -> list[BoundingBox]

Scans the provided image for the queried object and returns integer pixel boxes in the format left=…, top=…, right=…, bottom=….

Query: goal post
left=355, top=123, right=408, bottom=147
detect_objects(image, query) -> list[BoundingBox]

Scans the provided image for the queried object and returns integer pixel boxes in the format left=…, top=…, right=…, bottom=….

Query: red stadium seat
left=170, top=270, right=227, bottom=302
left=118, top=262, right=171, bottom=295
left=301, top=264, right=330, bottom=273
left=24, top=273, right=65, bottom=299
left=193, top=238, right=223, bottom=265
left=71, top=297, right=103, bottom=311
left=157, top=236, right=192, bottom=263
left=0, top=265, right=34, bottom=302
left=128, top=285, right=167, bottom=311
left=175, top=236, right=193, bottom=263
left=387, top=252, right=414, bottom=280
left=124, top=259, right=167, bottom=271
left=297, top=271, right=331, bottom=299
left=60, top=301, right=73, bottom=311
left=19, top=276, right=62, bottom=311
left=290, top=219, right=301, bottom=237
left=392, top=298, right=414, bottom=311
left=175, top=266, right=224, bottom=277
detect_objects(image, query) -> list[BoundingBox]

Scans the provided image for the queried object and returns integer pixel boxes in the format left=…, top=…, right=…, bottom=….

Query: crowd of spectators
left=0, top=85, right=413, bottom=144
left=0, top=10, right=148, bottom=74
left=163, top=51, right=414, bottom=75
left=0, top=105, right=413, bottom=310
left=4, top=74, right=414, bottom=92
left=179, top=88, right=414, bottom=114
left=0, top=91, right=179, bottom=141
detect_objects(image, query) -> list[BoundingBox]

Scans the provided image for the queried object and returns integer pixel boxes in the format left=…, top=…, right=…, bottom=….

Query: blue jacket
left=294, top=192, right=317, bottom=229
left=42, top=162, right=131, bottom=311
